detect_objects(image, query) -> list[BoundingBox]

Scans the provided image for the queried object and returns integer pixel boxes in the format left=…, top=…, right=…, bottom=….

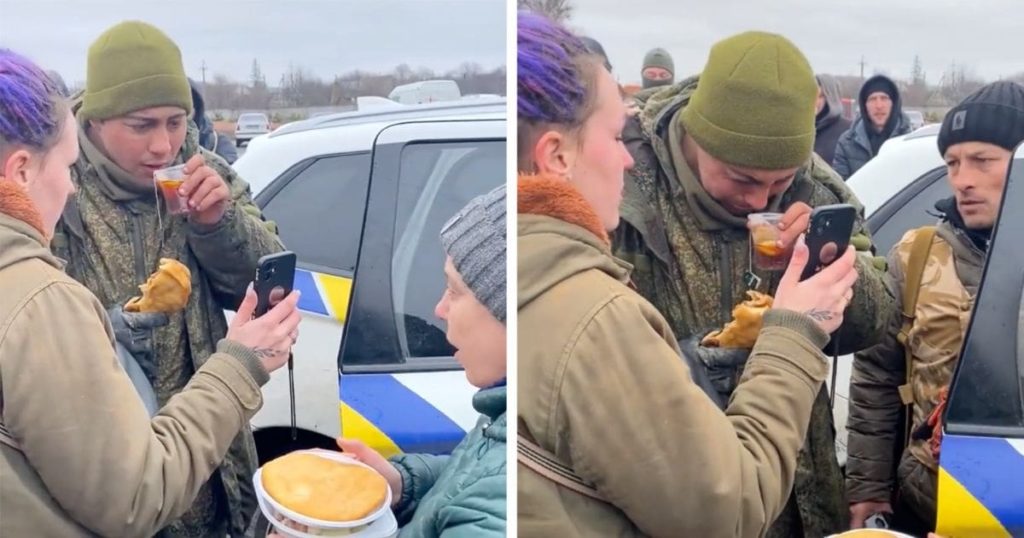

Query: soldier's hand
left=180, top=154, right=231, bottom=226
left=776, top=201, right=812, bottom=250
left=849, top=500, right=893, bottom=528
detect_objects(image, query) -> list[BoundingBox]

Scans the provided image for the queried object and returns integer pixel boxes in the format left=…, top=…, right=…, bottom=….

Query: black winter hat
left=938, top=81, right=1024, bottom=156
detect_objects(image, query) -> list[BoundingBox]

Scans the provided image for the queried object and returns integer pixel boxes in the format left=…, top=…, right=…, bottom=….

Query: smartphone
left=253, top=251, right=297, bottom=317
left=800, top=204, right=857, bottom=281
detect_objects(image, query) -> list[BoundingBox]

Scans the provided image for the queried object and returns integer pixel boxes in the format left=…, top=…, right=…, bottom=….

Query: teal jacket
left=390, top=384, right=507, bottom=537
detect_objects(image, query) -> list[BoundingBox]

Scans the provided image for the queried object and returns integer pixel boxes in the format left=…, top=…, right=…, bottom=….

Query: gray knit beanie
left=440, top=185, right=507, bottom=323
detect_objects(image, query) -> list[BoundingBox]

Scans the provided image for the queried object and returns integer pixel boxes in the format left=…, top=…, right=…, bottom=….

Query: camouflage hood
left=635, top=75, right=701, bottom=171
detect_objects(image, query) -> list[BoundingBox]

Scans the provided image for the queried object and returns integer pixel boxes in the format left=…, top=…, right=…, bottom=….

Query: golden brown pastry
left=124, top=258, right=192, bottom=314
left=701, top=291, right=773, bottom=348
left=262, top=452, right=389, bottom=523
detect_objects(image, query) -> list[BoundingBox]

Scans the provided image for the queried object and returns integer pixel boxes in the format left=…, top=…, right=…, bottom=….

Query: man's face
left=694, top=141, right=799, bottom=216
left=642, top=66, right=672, bottom=83
left=866, top=92, right=893, bottom=131
left=89, top=106, right=188, bottom=185
left=944, top=141, right=1013, bottom=230
left=815, top=87, right=827, bottom=115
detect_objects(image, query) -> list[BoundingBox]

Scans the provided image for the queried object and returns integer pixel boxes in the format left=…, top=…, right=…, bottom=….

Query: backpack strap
left=896, top=226, right=937, bottom=440
left=517, top=433, right=605, bottom=502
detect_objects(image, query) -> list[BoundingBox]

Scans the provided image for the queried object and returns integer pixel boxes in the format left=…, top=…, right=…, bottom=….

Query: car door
left=249, top=152, right=373, bottom=460
left=338, top=119, right=506, bottom=457
left=936, top=150, right=1024, bottom=537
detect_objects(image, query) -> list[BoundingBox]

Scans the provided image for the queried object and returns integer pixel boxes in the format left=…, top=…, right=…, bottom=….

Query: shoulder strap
left=897, top=226, right=937, bottom=438
left=517, top=433, right=605, bottom=502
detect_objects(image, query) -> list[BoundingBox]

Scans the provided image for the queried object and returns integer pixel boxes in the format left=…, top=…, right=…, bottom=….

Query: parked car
left=388, top=79, right=461, bottom=105
left=235, top=112, right=271, bottom=146
left=904, top=109, right=926, bottom=131
left=232, top=100, right=506, bottom=464
left=934, top=142, right=1024, bottom=536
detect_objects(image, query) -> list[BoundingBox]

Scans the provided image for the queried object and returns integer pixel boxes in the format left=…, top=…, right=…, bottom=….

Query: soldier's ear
left=531, top=129, right=576, bottom=180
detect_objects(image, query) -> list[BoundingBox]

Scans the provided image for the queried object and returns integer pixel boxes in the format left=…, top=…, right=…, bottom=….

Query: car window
left=239, top=114, right=266, bottom=122
left=945, top=156, right=1024, bottom=436
left=261, top=153, right=372, bottom=275
left=391, top=140, right=505, bottom=358
left=869, top=168, right=951, bottom=254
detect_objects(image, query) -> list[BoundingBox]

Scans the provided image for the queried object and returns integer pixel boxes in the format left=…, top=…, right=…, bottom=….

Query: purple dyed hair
left=0, top=48, right=67, bottom=158
left=517, top=11, right=597, bottom=128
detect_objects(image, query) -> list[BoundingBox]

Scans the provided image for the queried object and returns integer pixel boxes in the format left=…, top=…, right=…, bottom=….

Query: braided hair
left=517, top=11, right=604, bottom=171
left=0, top=49, right=69, bottom=160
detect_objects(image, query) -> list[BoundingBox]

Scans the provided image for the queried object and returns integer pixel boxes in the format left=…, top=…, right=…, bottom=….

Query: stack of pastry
left=701, top=291, right=773, bottom=349
left=124, top=258, right=192, bottom=313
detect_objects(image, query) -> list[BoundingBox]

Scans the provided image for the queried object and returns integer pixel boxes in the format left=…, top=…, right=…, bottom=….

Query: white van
left=388, top=80, right=461, bottom=105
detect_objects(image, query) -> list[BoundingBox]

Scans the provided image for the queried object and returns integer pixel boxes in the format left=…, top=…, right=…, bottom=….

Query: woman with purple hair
left=516, top=11, right=861, bottom=536
left=0, top=49, right=303, bottom=536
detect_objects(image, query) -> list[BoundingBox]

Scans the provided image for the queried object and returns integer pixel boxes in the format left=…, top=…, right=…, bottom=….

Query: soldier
left=847, top=81, right=1024, bottom=535
left=613, top=31, right=894, bottom=537
left=51, top=21, right=283, bottom=537
left=641, top=47, right=674, bottom=89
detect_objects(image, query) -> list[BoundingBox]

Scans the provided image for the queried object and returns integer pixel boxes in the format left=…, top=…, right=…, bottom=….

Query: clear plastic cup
left=748, top=212, right=790, bottom=270
left=153, top=164, right=188, bottom=215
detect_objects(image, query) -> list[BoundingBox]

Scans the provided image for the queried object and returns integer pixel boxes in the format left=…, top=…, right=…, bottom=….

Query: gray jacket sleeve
left=187, top=149, right=284, bottom=308
left=832, top=133, right=853, bottom=180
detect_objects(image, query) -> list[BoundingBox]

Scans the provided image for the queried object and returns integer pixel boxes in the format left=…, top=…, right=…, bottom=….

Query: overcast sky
left=569, top=0, right=1022, bottom=85
left=0, top=0, right=506, bottom=85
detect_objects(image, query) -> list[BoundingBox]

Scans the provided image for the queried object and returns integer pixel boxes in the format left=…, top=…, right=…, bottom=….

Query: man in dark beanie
left=641, top=47, right=674, bottom=89
left=614, top=30, right=893, bottom=537
left=51, top=20, right=283, bottom=537
left=847, top=80, right=1024, bottom=535
left=833, top=74, right=913, bottom=179
left=334, top=185, right=507, bottom=537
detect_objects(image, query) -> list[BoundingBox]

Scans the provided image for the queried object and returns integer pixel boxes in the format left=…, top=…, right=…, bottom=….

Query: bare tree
left=206, top=73, right=241, bottom=110
left=518, top=0, right=574, bottom=22
left=904, top=55, right=930, bottom=107
left=394, top=64, right=414, bottom=84
left=939, top=62, right=985, bottom=104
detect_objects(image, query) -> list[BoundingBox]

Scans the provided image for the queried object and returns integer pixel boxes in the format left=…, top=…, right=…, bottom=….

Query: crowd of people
left=517, top=10, right=1024, bottom=538
left=0, top=19, right=507, bottom=538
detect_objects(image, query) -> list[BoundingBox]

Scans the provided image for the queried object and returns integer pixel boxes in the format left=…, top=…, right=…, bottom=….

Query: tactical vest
left=895, top=228, right=973, bottom=470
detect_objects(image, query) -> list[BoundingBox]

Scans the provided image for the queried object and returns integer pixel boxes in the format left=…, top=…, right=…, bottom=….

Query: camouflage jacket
left=52, top=101, right=283, bottom=537
left=846, top=216, right=984, bottom=520
left=612, top=77, right=895, bottom=537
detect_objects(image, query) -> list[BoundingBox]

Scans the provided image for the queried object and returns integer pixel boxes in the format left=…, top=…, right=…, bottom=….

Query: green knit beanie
left=80, top=21, right=193, bottom=122
left=643, top=48, right=674, bottom=75
left=680, top=31, right=816, bottom=170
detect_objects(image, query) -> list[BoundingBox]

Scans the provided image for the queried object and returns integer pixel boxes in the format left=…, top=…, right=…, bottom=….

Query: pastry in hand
left=261, top=452, right=389, bottom=522
left=124, top=258, right=192, bottom=314
left=701, top=291, right=773, bottom=348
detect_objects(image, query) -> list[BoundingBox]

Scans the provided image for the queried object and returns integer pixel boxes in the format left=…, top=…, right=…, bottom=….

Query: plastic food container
left=254, top=449, right=398, bottom=537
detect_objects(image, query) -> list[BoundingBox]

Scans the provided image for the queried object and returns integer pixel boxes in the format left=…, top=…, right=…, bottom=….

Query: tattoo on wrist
left=253, top=347, right=284, bottom=360
left=804, top=309, right=835, bottom=322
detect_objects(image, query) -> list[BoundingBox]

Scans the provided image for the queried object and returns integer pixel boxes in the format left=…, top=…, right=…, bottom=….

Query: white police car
left=233, top=100, right=506, bottom=462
